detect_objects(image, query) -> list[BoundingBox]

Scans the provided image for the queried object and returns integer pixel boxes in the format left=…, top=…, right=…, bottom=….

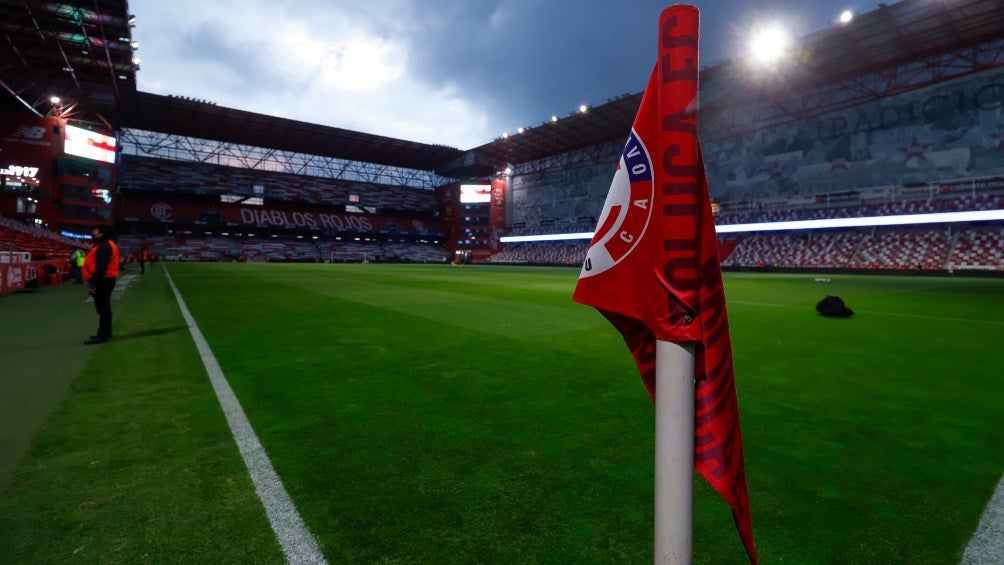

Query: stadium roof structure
left=0, top=0, right=135, bottom=130
left=464, top=93, right=643, bottom=174
left=119, top=91, right=466, bottom=174
left=2, top=0, right=1003, bottom=179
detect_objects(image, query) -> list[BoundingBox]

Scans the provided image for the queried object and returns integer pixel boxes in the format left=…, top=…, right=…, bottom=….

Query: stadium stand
left=0, top=215, right=77, bottom=261
left=115, top=234, right=450, bottom=264
left=715, top=191, right=1004, bottom=226
left=493, top=225, right=1004, bottom=272
left=119, top=155, right=439, bottom=214
left=111, top=153, right=451, bottom=263
left=488, top=242, right=588, bottom=266
left=0, top=215, right=78, bottom=289
left=948, top=227, right=1004, bottom=272
left=720, top=225, right=1001, bottom=271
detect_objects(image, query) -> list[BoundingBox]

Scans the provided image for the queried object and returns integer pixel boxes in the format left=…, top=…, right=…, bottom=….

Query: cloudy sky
left=129, top=1, right=877, bottom=149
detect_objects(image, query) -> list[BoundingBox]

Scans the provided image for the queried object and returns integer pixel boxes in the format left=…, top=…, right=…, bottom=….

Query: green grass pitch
left=1, top=263, right=1001, bottom=563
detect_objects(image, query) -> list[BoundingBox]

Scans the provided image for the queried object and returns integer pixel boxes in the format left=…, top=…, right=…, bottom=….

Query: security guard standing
left=83, top=224, right=120, bottom=345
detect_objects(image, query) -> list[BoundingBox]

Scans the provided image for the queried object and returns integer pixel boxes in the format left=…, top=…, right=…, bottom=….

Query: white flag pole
left=654, top=339, right=696, bottom=564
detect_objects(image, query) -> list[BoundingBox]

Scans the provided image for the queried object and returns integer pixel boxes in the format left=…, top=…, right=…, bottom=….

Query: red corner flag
left=572, top=5, right=756, bottom=563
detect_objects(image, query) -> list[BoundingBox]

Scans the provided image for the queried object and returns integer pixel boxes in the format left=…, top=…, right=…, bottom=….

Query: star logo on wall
left=899, top=136, right=930, bottom=163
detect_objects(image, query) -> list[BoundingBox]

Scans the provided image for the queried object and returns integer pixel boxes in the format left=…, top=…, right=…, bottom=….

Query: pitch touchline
left=961, top=474, right=1004, bottom=564
left=163, top=266, right=327, bottom=564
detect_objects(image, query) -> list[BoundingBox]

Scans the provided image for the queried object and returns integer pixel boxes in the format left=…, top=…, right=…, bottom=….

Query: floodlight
left=749, top=25, right=790, bottom=64
left=715, top=210, right=1004, bottom=233
left=839, top=10, right=854, bottom=24
left=551, top=115, right=558, bottom=122
left=517, top=127, right=525, bottom=134
left=49, top=96, right=61, bottom=104
left=579, top=104, right=588, bottom=113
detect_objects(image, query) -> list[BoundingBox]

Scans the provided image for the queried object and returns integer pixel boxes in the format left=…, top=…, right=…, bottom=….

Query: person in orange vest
left=82, top=224, right=120, bottom=345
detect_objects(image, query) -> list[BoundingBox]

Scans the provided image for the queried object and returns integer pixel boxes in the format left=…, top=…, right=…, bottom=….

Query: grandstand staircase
left=848, top=234, right=867, bottom=267
left=943, top=230, right=962, bottom=270
left=310, top=240, right=325, bottom=262
left=717, top=238, right=741, bottom=263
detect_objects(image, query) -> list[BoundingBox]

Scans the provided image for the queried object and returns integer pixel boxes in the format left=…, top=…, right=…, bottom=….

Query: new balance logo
left=12, top=125, right=46, bottom=139
left=4, top=124, right=51, bottom=147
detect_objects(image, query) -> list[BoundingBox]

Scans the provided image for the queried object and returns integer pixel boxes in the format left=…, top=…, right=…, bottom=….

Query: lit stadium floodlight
left=551, top=115, right=558, bottom=122
left=748, top=24, right=790, bottom=65
left=49, top=96, right=61, bottom=104
left=517, top=127, right=525, bottom=134
left=500, top=232, right=595, bottom=243
left=839, top=10, right=854, bottom=24
left=714, top=210, right=1004, bottom=233
left=579, top=104, right=588, bottom=113
left=499, top=210, right=1004, bottom=243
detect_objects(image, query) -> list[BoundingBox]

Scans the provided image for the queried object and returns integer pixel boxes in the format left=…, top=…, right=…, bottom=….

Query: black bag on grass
left=816, top=295, right=853, bottom=317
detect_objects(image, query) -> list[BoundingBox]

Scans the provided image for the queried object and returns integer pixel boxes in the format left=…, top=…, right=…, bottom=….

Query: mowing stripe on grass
left=864, top=310, right=1004, bottom=326
left=163, top=266, right=327, bottom=564
left=732, top=300, right=1002, bottom=326
left=961, top=473, right=1004, bottom=565
left=730, top=300, right=787, bottom=308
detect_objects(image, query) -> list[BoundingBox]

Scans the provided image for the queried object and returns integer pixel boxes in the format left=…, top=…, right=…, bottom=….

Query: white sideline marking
left=163, top=266, right=327, bottom=564
left=961, top=474, right=1004, bottom=565
left=112, top=274, right=138, bottom=301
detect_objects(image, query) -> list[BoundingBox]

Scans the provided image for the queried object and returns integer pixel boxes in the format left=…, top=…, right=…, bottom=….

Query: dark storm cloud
left=401, top=1, right=670, bottom=137
left=399, top=0, right=861, bottom=139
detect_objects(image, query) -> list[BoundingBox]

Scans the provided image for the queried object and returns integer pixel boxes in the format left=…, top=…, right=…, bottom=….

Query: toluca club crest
left=580, top=129, right=654, bottom=278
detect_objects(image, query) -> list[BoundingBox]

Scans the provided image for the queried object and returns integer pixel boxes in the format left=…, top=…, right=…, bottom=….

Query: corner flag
left=571, top=5, right=756, bottom=563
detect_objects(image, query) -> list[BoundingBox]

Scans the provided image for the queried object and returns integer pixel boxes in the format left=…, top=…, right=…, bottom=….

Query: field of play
left=1, top=263, right=1001, bottom=563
